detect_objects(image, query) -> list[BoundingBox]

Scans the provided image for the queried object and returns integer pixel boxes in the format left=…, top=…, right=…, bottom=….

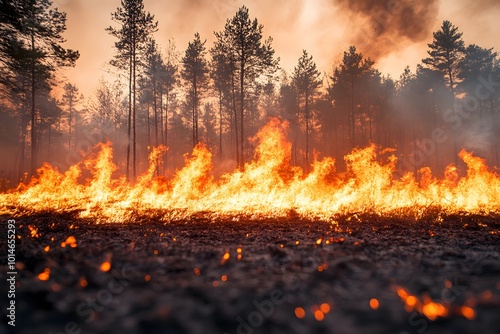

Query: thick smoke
left=334, top=0, right=440, bottom=60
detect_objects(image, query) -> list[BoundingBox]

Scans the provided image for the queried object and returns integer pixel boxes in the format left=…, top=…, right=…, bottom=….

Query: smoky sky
left=334, top=0, right=440, bottom=60
left=55, top=0, right=500, bottom=98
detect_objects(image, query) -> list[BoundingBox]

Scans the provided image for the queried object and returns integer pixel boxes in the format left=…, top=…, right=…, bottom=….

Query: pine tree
left=216, top=6, right=279, bottom=167
left=107, top=0, right=157, bottom=181
left=181, top=33, right=208, bottom=147
left=61, top=83, right=81, bottom=151
left=330, top=46, right=374, bottom=147
left=292, top=50, right=322, bottom=166
left=0, top=0, right=79, bottom=177
left=210, top=37, right=233, bottom=159
left=423, top=20, right=465, bottom=96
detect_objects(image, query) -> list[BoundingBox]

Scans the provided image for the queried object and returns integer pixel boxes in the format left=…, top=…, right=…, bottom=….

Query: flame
left=1, top=118, right=499, bottom=221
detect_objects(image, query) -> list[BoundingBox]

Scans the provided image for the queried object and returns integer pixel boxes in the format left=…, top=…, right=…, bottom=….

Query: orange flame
left=1, top=119, right=499, bottom=221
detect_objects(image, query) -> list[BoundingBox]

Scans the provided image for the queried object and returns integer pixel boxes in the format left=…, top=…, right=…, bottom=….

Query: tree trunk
left=30, top=33, right=37, bottom=178
left=219, top=89, right=223, bottom=160
left=305, top=89, right=309, bottom=168
left=239, top=51, right=245, bottom=169
left=132, top=33, right=137, bottom=181
left=231, top=73, right=239, bottom=167
left=146, top=101, right=151, bottom=147
left=153, top=79, right=158, bottom=147
left=68, top=98, right=73, bottom=151
left=126, top=50, right=132, bottom=181
left=350, top=76, right=355, bottom=148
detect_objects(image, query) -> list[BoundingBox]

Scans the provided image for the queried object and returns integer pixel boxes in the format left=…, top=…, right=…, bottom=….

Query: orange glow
left=406, top=296, right=417, bottom=307
left=396, top=287, right=450, bottom=321
left=481, top=290, right=492, bottom=300
left=1, top=119, right=499, bottom=221
left=460, top=306, right=475, bottom=320
left=220, top=252, right=230, bottom=265
left=370, top=298, right=379, bottom=310
left=294, top=307, right=306, bottom=319
left=100, top=261, right=111, bottom=272
left=314, top=310, right=325, bottom=321
left=194, top=267, right=201, bottom=276
left=320, top=303, right=331, bottom=314
left=422, top=300, right=448, bottom=320
left=80, top=277, right=88, bottom=287
left=221, top=275, right=228, bottom=282
left=44, top=246, right=50, bottom=252
left=38, top=268, right=50, bottom=281
left=145, top=274, right=151, bottom=282
left=28, top=225, right=39, bottom=238
left=61, top=236, right=77, bottom=248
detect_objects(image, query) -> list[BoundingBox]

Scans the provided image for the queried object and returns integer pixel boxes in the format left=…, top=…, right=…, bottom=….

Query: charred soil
left=1, top=212, right=499, bottom=334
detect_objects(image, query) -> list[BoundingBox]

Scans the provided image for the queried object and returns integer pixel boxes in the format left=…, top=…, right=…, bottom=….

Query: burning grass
left=1, top=119, right=499, bottom=222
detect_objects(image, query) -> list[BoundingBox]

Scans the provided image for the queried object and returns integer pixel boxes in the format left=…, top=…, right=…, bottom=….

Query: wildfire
left=1, top=118, right=499, bottom=221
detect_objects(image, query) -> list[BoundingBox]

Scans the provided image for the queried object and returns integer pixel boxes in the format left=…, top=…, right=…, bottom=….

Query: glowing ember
left=220, top=252, right=230, bottom=265
left=294, top=307, right=306, bottom=319
left=100, top=261, right=111, bottom=272
left=38, top=268, right=50, bottom=281
left=61, top=236, right=77, bottom=248
left=369, top=298, right=379, bottom=310
left=320, top=303, right=331, bottom=313
left=28, top=225, right=39, bottom=238
left=460, top=306, right=476, bottom=320
left=80, top=277, right=88, bottom=287
left=422, top=298, right=448, bottom=320
left=314, top=309, right=325, bottom=321
left=0, top=119, right=499, bottom=221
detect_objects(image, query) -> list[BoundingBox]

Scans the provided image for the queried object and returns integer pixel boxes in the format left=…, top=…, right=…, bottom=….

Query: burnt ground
left=1, top=212, right=500, bottom=334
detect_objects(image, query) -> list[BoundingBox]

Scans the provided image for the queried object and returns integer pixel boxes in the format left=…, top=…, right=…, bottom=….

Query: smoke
left=333, top=0, right=440, bottom=60
left=53, top=0, right=500, bottom=99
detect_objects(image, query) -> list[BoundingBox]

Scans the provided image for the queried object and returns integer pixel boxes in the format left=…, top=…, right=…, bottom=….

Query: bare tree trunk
left=305, top=89, right=309, bottom=168
left=218, top=89, right=223, bottom=160
left=68, top=98, right=72, bottom=151
left=146, top=101, right=151, bottom=147
left=132, top=37, right=137, bottom=181
left=126, top=51, right=132, bottom=181
left=239, top=52, right=245, bottom=169
left=153, top=80, right=158, bottom=147
left=19, top=115, right=26, bottom=182
left=231, top=74, right=239, bottom=167
left=350, top=76, right=355, bottom=148
left=30, top=33, right=37, bottom=178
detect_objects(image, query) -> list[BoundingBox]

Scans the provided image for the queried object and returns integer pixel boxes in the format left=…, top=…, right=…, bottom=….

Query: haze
left=57, top=0, right=500, bottom=98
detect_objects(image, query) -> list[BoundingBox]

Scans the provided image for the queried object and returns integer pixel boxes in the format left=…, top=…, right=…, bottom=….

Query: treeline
left=1, top=1, right=499, bottom=188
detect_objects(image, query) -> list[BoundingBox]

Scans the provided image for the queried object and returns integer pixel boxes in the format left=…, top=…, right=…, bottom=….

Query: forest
left=1, top=0, right=499, bottom=188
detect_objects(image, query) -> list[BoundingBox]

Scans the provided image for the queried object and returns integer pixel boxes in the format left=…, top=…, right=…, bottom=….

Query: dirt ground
left=1, top=211, right=499, bottom=334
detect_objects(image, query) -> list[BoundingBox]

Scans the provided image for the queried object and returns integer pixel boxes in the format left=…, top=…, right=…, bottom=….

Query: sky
left=54, top=0, right=500, bottom=99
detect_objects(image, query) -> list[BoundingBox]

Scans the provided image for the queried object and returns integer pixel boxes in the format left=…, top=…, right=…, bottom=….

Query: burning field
left=2, top=119, right=500, bottom=334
